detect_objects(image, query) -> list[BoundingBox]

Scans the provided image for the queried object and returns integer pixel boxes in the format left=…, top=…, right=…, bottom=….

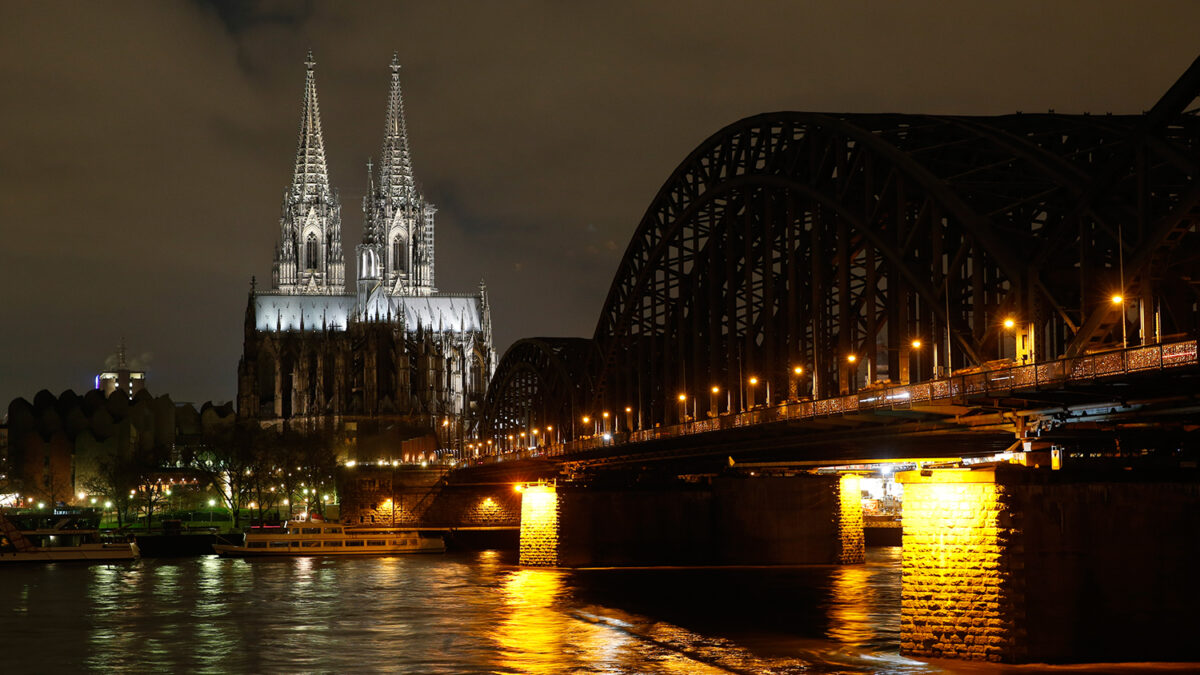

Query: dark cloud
left=2, top=0, right=1199, bottom=410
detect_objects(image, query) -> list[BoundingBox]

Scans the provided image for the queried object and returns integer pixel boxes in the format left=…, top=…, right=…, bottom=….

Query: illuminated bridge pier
left=517, top=473, right=864, bottom=568
left=899, top=465, right=1200, bottom=663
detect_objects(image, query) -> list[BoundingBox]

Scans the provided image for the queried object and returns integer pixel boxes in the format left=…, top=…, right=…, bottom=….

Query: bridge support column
left=516, top=473, right=863, bottom=567
left=898, top=465, right=1200, bottom=663
left=517, top=482, right=561, bottom=566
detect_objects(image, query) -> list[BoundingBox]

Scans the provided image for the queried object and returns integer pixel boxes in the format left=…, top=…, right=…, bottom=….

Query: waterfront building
left=236, top=52, right=495, bottom=451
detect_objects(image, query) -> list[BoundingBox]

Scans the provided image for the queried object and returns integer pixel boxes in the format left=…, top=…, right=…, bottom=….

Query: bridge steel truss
left=478, top=338, right=599, bottom=443
left=483, top=57, right=1200, bottom=443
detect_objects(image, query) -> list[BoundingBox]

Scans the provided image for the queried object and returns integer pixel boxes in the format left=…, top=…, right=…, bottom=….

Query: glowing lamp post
left=747, top=377, right=758, bottom=411
left=1112, top=294, right=1127, bottom=349
left=845, top=355, right=857, bottom=393
left=677, top=393, right=687, bottom=424
left=1001, top=317, right=1016, bottom=359
left=789, top=366, right=803, bottom=401
left=710, top=386, right=720, bottom=417
left=911, top=340, right=922, bottom=383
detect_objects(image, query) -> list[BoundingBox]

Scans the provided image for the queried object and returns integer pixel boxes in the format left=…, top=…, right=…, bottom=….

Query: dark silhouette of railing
left=472, top=339, right=1197, bottom=464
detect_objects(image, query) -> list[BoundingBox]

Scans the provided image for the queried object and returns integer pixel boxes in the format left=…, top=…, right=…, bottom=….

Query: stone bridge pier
left=518, top=473, right=865, bottom=567
left=898, top=465, right=1200, bottom=664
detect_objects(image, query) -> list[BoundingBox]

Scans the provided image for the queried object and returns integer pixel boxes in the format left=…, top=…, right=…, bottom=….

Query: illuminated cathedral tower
left=360, top=54, right=437, bottom=298
left=239, top=52, right=494, bottom=447
left=273, top=51, right=345, bottom=295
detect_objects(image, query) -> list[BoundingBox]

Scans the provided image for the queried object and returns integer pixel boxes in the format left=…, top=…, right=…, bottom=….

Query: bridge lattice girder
left=477, top=337, right=600, bottom=441
left=483, top=58, right=1200, bottom=442
left=591, top=108, right=1200, bottom=427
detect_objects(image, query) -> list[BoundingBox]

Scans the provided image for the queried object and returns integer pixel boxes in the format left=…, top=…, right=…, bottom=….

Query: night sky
left=3, top=1, right=1199, bottom=410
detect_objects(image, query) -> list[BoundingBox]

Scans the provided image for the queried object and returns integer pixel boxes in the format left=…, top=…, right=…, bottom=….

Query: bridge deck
left=469, top=340, right=1199, bottom=471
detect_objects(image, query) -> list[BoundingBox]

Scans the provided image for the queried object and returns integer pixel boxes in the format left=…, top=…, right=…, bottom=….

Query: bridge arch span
left=477, top=338, right=599, bottom=447
left=592, top=110, right=1200, bottom=426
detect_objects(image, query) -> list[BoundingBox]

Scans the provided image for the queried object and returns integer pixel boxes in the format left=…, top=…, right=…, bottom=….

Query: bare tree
left=81, top=455, right=143, bottom=529
left=194, top=426, right=260, bottom=531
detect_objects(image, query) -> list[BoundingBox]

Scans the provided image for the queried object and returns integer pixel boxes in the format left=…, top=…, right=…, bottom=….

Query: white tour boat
left=213, top=517, right=445, bottom=557
left=0, top=508, right=139, bottom=563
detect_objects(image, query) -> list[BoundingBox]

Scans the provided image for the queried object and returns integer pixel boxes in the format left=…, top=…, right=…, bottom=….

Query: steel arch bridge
left=480, top=56, right=1200, bottom=444
left=478, top=337, right=599, bottom=443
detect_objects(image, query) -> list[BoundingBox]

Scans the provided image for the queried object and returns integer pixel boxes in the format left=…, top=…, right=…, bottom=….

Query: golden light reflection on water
left=827, top=563, right=879, bottom=646
left=495, top=568, right=734, bottom=674
left=497, top=568, right=572, bottom=672
left=6, top=554, right=906, bottom=673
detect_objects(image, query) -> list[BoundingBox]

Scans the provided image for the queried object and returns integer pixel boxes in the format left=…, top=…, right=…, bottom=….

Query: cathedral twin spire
left=291, top=51, right=332, bottom=206
left=273, top=51, right=434, bottom=298
left=273, top=50, right=344, bottom=294
left=363, top=52, right=436, bottom=297
left=380, top=54, right=417, bottom=211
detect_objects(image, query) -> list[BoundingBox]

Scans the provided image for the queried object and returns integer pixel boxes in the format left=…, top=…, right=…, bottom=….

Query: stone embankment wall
left=899, top=465, right=1200, bottom=664
left=336, top=462, right=567, bottom=531
left=336, top=466, right=521, bottom=529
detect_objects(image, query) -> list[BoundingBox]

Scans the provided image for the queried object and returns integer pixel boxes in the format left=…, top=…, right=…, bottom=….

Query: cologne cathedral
left=237, top=53, right=495, bottom=446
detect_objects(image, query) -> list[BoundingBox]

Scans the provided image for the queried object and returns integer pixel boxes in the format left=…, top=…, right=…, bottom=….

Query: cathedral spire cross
left=273, top=52, right=345, bottom=295
left=379, top=53, right=415, bottom=205
left=291, top=50, right=331, bottom=205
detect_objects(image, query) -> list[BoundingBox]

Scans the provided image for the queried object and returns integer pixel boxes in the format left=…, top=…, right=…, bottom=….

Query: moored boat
left=0, top=508, right=139, bottom=563
left=213, top=515, right=445, bottom=557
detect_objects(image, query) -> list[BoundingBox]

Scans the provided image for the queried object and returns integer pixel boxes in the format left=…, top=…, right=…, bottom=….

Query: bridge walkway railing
left=475, top=339, right=1197, bottom=463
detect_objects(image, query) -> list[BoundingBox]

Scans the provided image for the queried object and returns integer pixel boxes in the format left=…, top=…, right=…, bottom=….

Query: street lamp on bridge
left=1112, top=294, right=1128, bottom=349
left=789, top=366, right=804, bottom=401
left=911, top=340, right=922, bottom=383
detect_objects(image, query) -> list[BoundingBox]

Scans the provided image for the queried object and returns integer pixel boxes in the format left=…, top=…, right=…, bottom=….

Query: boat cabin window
left=345, top=540, right=364, bottom=547
left=247, top=542, right=267, bottom=548
left=269, top=541, right=294, bottom=548
left=367, top=540, right=386, bottom=546
left=326, top=527, right=342, bottom=534
left=324, top=541, right=343, bottom=547
left=301, top=541, right=320, bottom=548
left=301, top=527, right=321, bottom=534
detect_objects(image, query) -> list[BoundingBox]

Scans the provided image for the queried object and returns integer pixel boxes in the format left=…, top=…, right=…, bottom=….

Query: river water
left=0, top=547, right=1007, bottom=673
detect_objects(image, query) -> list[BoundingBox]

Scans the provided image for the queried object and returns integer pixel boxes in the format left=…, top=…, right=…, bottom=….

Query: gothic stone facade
left=237, top=52, right=494, bottom=445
